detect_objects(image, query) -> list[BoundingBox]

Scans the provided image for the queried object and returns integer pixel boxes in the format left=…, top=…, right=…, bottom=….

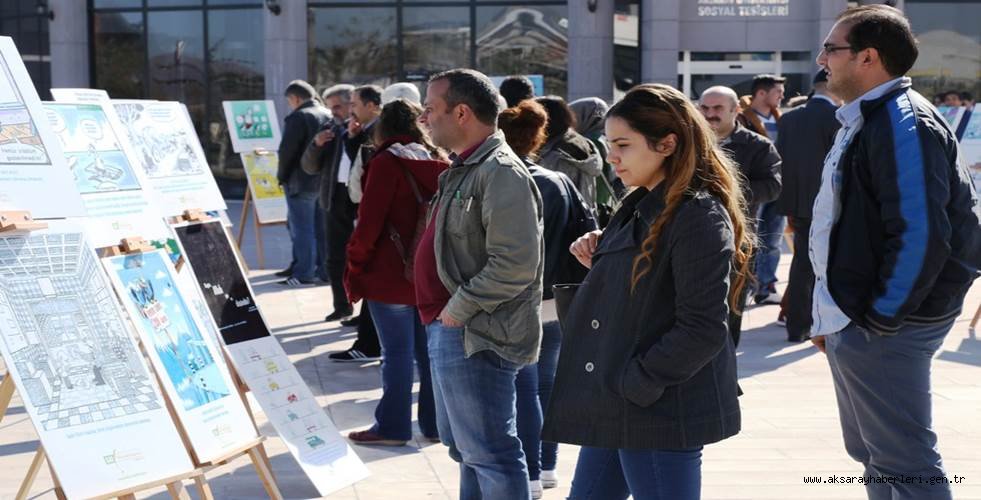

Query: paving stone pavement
left=1, top=212, right=979, bottom=498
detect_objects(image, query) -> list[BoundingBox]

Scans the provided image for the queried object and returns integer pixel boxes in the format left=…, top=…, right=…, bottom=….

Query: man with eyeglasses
left=810, top=5, right=980, bottom=500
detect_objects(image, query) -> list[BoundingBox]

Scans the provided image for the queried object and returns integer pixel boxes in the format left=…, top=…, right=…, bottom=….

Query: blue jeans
left=826, top=320, right=955, bottom=500
left=516, top=320, right=562, bottom=480
left=286, top=192, right=322, bottom=281
left=366, top=301, right=437, bottom=440
left=427, top=320, right=530, bottom=500
left=569, top=446, right=703, bottom=500
left=754, top=201, right=786, bottom=291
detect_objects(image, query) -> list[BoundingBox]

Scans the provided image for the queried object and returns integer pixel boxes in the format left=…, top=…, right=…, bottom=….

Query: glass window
left=206, top=0, right=262, bottom=4
left=147, top=0, right=203, bottom=7
left=476, top=5, right=568, bottom=97
left=308, top=7, right=398, bottom=88
left=906, top=2, right=981, bottom=100
left=614, top=0, right=639, bottom=95
left=402, top=7, right=470, bottom=81
left=93, top=12, right=145, bottom=98
left=691, top=52, right=773, bottom=62
left=92, top=0, right=143, bottom=8
left=207, top=9, right=264, bottom=185
left=147, top=11, right=206, bottom=131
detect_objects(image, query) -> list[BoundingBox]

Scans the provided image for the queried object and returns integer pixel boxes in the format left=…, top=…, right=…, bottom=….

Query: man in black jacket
left=811, top=6, right=980, bottom=499
left=278, top=80, right=331, bottom=286
left=699, top=85, right=782, bottom=346
left=301, top=84, right=383, bottom=362
left=775, top=70, right=841, bottom=342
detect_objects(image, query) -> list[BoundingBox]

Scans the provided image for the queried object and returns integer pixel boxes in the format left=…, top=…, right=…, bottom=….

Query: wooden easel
left=236, top=148, right=287, bottom=270
left=99, top=235, right=283, bottom=499
left=0, top=213, right=212, bottom=499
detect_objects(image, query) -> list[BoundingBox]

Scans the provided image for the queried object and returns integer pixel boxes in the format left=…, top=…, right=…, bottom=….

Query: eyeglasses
left=821, top=44, right=855, bottom=55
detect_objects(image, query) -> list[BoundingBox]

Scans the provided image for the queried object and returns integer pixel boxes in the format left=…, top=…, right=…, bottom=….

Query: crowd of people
left=272, top=5, right=980, bottom=500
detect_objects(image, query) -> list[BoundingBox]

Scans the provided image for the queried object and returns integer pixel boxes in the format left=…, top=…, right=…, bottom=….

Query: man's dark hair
left=836, top=5, right=918, bottom=78
left=355, top=85, right=383, bottom=107
left=284, top=80, right=316, bottom=101
left=428, top=69, right=501, bottom=126
left=499, top=76, right=535, bottom=107
left=961, top=91, right=974, bottom=102
left=535, top=95, right=575, bottom=142
left=750, top=74, right=787, bottom=97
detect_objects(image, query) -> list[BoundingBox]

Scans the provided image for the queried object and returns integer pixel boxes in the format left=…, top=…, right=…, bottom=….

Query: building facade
left=3, top=0, right=978, bottom=195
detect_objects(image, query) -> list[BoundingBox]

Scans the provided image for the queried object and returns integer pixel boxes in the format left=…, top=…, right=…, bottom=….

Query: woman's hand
left=570, top=230, right=603, bottom=269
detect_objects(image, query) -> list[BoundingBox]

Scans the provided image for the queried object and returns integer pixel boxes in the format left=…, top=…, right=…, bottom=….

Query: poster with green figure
left=222, top=100, right=281, bottom=153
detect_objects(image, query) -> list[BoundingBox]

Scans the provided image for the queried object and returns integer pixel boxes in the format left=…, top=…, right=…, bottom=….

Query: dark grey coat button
left=591, top=319, right=600, bottom=330
left=585, top=362, right=595, bottom=373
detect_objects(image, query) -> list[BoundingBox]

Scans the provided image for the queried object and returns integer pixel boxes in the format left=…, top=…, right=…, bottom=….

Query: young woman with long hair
left=542, top=84, right=753, bottom=499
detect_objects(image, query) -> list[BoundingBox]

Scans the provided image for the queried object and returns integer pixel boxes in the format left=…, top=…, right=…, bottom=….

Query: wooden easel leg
left=237, top=190, right=252, bottom=248
left=45, top=449, right=67, bottom=500
left=193, top=474, right=215, bottom=500
left=247, top=446, right=283, bottom=500
left=118, top=494, right=136, bottom=500
left=15, top=445, right=46, bottom=500
left=253, top=205, right=265, bottom=270
left=971, top=303, right=981, bottom=330
left=165, top=479, right=192, bottom=500
left=0, top=372, right=14, bottom=423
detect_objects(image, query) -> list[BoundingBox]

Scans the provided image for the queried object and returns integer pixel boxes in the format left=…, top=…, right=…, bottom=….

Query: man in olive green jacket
left=415, top=68, right=543, bottom=499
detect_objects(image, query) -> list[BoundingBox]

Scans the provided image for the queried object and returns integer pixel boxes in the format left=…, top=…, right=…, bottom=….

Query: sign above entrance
left=697, top=0, right=790, bottom=17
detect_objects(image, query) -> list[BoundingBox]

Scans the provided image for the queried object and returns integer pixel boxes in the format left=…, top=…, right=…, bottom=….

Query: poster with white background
left=960, top=104, right=981, bottom=188
left=222, top=100, right=282, bottom=153
left=0, top=221, right=193, bottom=498
left=110, top=99, right=226, bottom=215
left=43, top=101, right=171, bottom=248
left=103, top=250, right=259, bottom=463
left=0, top=37, right=84, bottom=218
left=51, top=87, right=111, bottom=104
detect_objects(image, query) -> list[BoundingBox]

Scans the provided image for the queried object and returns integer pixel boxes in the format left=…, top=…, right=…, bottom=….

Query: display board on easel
left=0, top=220, right=197, bottom=499
left=102, top=249, right=260, bottom=463
left=174, top=220, right=370, bottom=496
left=237, top=150, right=287, bottom=269
left=0, top=38, right=84, bottom=218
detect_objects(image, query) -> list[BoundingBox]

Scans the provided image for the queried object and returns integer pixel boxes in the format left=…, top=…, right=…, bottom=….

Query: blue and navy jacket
left=828, top=82, right=981, bottom=335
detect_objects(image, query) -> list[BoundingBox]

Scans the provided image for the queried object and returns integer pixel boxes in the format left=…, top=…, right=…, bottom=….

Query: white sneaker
left=758, top=290, right=783, bottom=305
left=541, top=469, right=558, bottom=489
left=530, top=480, right=544, bottom=499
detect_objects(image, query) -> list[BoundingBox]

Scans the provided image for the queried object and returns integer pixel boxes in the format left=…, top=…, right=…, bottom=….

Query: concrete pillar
left=566, top=0, right=614, bottom=102
left=640, top=0, right=680, bottom=87
left=264, top=0, right=308, bottom=120
left=48, top=0, right=89, bottom=88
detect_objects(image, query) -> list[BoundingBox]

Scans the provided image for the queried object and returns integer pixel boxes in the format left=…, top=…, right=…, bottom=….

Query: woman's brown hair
left=608, top=84, right=753, bottom=313
left=498, top=100, right=549, bottom=158
left=374, top=98, right=446, bottom=161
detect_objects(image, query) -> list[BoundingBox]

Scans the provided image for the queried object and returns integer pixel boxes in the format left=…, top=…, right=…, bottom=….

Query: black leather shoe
left=787, top=333, right=811, bottom=343
left=340, top=316, right=360, bottom=327
left=274, top=267, right=293, bottom=277
left=324, top=308, right=354, bottom=322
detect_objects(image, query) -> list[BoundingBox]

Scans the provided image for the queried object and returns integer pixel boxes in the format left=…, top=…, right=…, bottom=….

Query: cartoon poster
left=241, top=151, right=287, bottom=223
left=43, top=101, right=171, bottom=248
left=0, top=221, right=192, bottom=498
left=0, top=37, right=84, bottom=218
left=111, top=99, right=226, bottom=215
left=961, top=104, right=981, bottom=188
left=222, top=100, right=282, bottom=153
left=938, top=106, right=966, bottom=132
left=173, top=220, right=369, bottom=495
left=103, top=250, right=258, bottom=462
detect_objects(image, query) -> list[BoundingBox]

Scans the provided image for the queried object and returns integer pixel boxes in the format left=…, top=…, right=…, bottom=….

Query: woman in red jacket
left=344, top=98, right=449, bottom=446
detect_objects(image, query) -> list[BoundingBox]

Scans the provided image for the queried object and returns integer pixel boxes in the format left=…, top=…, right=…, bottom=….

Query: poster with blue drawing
left=103, top=249, right=258, bottom=462
left=42, top=101, right=171, bottom=248
left=45, top=103, right=141, bottom=194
